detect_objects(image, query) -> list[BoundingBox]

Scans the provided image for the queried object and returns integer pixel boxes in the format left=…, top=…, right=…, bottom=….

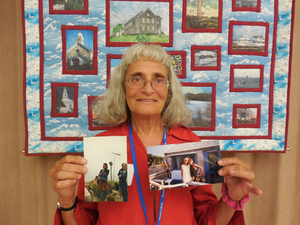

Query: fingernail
left=217, top=160, right=223, bottom=165
left=83, top=167, right=88, bottom=173
left=218, top=169, right=223, bottom=175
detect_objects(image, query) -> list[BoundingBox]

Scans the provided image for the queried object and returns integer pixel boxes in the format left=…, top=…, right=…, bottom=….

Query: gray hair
left=95, top=43, right=192, bottom=128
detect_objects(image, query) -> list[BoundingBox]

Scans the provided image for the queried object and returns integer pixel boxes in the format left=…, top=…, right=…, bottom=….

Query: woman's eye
left=132, top=76, right=142, bottom=82
left=155, top=78, right=163, bottom=83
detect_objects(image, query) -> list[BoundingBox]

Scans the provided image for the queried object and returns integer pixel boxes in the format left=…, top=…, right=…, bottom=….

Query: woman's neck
left=131, top=115, right=165, bottom=147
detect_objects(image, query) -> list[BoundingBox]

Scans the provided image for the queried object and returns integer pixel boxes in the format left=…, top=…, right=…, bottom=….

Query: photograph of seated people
left=50, top=43, right=263, bottom=225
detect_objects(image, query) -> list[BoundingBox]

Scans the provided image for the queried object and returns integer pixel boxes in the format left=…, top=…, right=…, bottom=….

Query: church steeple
left=76, top=32, right=84, bottom=45
left=62, top=87, right=68, bottom=99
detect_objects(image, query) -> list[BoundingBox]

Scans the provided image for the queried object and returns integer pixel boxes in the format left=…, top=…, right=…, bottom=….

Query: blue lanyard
left=129, top=121, right=167, bottom=225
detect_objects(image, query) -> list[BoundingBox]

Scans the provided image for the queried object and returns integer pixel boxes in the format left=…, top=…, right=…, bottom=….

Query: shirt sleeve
left=191, top=185, right=245, bottom=225
left=53, top=176, right=100, bottom=225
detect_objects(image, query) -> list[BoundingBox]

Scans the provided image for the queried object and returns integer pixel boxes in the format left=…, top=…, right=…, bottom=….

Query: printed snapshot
left=181, top=83, right=216, bottom=131
left=84, top=136, right=128, bottom=202
left=62, top=26, right=98, bottom=74
left=50, top=0, right=88, bottom=14
left=107, top=0, right=172, bottom=46
left=229, top=21, right=269, bottom=56
left=88, top=96, right=112, bottom=130
left=183, top=0, right=222, bottom=32
left=191, top=46, right=221, bottom=71
left=51, top=83, right=78, bottom=117
left=147, top=140, right=223, bottom=191
left=234, top=0, right=260, bottom=9
left=233, top=104, right=261, bottom=128
left=167, top=51, right=187, bottom=79
left=230, top=65, right=264, bottom=92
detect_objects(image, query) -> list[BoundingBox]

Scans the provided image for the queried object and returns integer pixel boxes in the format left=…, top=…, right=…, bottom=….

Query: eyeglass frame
left=123, top=76, right=171, bottom=90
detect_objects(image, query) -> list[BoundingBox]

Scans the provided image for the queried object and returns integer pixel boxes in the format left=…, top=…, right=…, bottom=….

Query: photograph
left=49, top=0, right=89, bottom=14
left=51, top=83, right=78, bottom=117
left=62, top=25, right=98, bottom=74
left=167, top=51, right=187, bottom=79
left=228, top=21, right=269, bottom=56
left=232, top=0, right=261, bottom=8
left=106, top=0, right=173, bottom=47
left=181, top=83, right=216, bottom=131
left=84, top=136, right=128, bottom=202
left=233, top=104, right=261, bottom=128
left=147, top=140, right=223, bottom=191
left=88, top=96, right=112, bottom=130
left=230, top=65, right=264, bottom=92
left=182, top=0, right=222, bottom=33
left=191, top=46, right=221, bottom=71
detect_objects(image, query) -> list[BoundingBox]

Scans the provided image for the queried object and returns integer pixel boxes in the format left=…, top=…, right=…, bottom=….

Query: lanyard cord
left=129, top=121, right=167, bottom=225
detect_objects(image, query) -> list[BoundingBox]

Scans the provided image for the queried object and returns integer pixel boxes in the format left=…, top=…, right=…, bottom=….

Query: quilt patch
left=23, top=0, right=295, bottom=154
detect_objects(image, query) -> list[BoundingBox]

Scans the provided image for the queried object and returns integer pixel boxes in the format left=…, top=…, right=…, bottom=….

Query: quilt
left=22, top=0, right=295, bottom=154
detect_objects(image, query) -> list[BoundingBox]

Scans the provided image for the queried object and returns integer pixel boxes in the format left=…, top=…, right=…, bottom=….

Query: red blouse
left=54, top=121, right=244, bottom=225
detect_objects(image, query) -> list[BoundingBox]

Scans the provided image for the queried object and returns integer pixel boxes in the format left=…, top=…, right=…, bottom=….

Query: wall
left=0, top=0, right=299, bottom=224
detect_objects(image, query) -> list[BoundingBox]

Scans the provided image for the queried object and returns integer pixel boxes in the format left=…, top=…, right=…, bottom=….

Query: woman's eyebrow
left=129, top=72, right=143, bottom=77
left=154, top=73, right=166, bottom=78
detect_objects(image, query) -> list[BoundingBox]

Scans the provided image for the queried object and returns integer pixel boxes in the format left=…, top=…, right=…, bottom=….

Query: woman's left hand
left=217, top=157, right=263, bottom=201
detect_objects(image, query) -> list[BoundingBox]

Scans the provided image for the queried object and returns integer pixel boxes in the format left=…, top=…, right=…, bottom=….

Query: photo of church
left=66, top=31, right=94, bottom=71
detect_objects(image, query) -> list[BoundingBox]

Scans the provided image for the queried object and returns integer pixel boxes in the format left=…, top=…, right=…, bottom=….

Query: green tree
left=113, top=24, right=124, bottom=36
left=136, top=33, right=149, bottom=42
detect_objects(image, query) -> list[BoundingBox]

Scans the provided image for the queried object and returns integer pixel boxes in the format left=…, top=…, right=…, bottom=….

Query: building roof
left=164, top=140, right=220, bottom=155
left=124, top=8, right=158, bottom=26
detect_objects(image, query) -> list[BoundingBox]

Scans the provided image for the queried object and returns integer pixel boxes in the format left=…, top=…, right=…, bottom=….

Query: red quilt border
left=232, top=104, right=261, bottom=128
left=105, top=0, right=174, bottom=47
left=50, top=82, right=79, bottom=118
left=191, top=45, right=221, bottom=71
left=181, top=82, right=216, bottom=131
left=232, top=0, right=261, bottom=12
left=182, top=0, right=223, bottom=33
left=228, top=20, right=270, bottom=57
left=61, top=25, right=98, bottom=75
left=229, top=64, right=264, bottom=92
left=49, top=0, right=89, bottom=15
left=167, top=51, right=187, bottom=79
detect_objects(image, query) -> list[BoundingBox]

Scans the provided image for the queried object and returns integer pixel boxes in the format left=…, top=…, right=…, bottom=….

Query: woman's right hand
left=50, top=156, right=88, bottom=206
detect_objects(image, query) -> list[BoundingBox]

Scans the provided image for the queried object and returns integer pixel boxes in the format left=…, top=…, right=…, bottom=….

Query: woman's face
left=183, top=158, right=188, bottom=165
left=124, top=60, right=169, bottom=119
left=189, top=160, right=193, bottom=165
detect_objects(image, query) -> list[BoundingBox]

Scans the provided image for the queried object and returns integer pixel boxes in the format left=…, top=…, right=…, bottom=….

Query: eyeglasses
left=124, top=76, right=170, bottom=90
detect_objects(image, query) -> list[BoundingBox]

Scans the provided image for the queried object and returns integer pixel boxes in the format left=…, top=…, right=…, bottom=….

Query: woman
left=97, top=163, right=109, bottom=201
left=181, top=158, right=192, bottom=184
left=118, top=163, right=128, bottom=202
left=188, top=158, right=203, bottom=181
left=50, top=43, right=262, bottom=225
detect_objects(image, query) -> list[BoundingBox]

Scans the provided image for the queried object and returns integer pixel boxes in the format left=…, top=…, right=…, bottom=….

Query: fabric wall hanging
left=22, top=0, right=295, bottom=155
